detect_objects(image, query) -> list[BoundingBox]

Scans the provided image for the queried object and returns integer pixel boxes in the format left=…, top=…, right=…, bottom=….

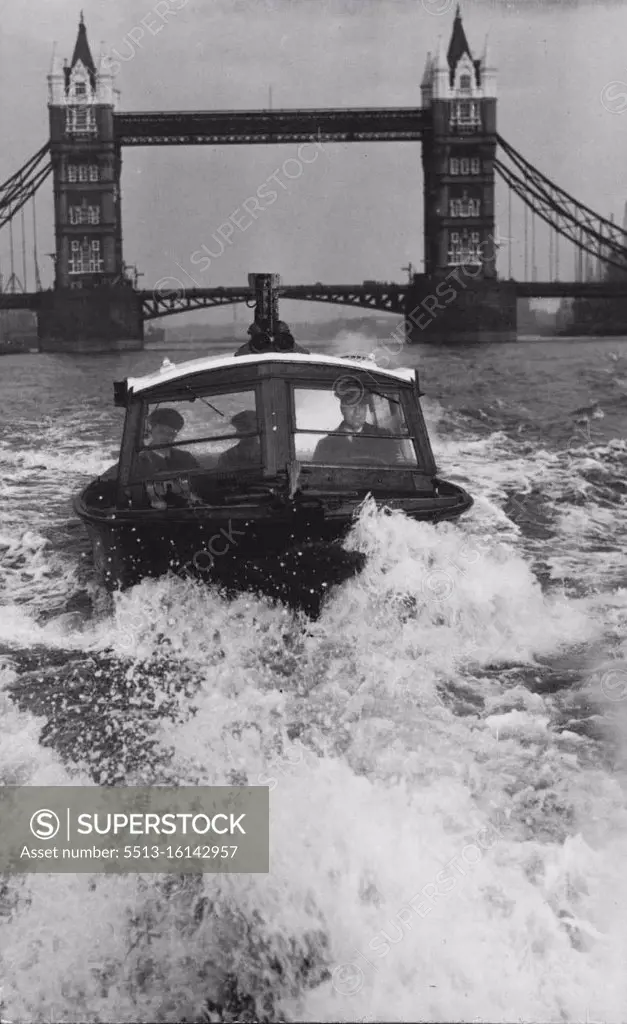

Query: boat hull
left=74, top=481, right=473, bottom=616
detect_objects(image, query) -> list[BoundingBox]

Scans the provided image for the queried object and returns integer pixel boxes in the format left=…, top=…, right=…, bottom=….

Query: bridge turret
left=480, top=35, right=497, bottom=100
left=420, top=53, right=433, bottom=108
left=430, top=36, right=449, bottom=100
left=95, top=44, right=116, bottom=107
left=48, top=44, right=65, bottom=106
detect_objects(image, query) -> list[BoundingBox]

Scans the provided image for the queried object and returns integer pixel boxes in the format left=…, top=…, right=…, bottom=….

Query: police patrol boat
left=74, top=274, right=473, bottom=615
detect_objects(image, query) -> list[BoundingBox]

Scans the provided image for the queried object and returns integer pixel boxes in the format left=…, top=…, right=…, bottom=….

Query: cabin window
left=291, top=385, right=418, bottom=467
left=130, top=387, right=262, bottom=480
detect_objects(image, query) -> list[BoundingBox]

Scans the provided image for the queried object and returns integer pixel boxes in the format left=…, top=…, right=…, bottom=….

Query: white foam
left=1, top=336, right=626, bottom=1023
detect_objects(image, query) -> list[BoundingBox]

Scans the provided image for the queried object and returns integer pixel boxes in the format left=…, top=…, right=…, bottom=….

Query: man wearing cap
left=133, top=408, right=202, bottom=509
left=139, top=408, right=200, bottom=473
left=99, top=407, right=198, bottom=488
left=312, top=393, right=401, bottom=465
left=139, top=407, right=198, bottom=471
left=217, top=410, right=261, bottom=470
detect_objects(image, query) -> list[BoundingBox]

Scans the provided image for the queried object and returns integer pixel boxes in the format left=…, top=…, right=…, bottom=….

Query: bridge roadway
left=113, top=108, right=428, bottom=146
left=2, top=280, right=626, bottom=318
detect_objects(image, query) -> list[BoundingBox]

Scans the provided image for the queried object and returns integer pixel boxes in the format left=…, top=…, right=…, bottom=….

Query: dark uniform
left=312, top=423, right=402, bottom=464
left=137, top=447, right=199, bottom=475
left=217, top=410, right=260, bottom=470
left=217, top=440, right=260, bottom=470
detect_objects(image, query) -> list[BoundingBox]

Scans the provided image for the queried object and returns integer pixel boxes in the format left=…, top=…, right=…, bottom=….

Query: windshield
left=130, top=387, right=261, bottom=480
left=292, top=385, right=419, bottom=467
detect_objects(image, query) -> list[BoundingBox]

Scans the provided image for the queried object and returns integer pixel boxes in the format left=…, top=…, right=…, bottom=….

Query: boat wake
left=1, top=496, right=626, bottom=1022
left=1, top=344, right=626, bottom=1022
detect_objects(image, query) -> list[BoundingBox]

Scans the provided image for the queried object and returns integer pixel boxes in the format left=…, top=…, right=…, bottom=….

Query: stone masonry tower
left=40, top=15, right=142, bottom=352
left=421, top=8, right=497, bottom=278
left=406, top=7, right=516, bottom=343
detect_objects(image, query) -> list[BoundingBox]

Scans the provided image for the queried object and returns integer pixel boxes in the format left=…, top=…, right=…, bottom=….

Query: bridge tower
left=408, top=8, right=516, bottom=343
left=39, top=15, right=143, bottom=352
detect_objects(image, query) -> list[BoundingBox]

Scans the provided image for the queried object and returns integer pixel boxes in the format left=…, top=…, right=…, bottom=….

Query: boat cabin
left=105, top=351, right=438, bottom=511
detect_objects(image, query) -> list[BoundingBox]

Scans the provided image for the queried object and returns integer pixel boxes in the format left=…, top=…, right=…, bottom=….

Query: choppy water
left=0, top=334, right=626, bottom=1024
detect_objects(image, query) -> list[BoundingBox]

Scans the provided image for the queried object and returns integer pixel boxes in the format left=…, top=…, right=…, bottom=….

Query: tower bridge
left=0, top=9, right=625, bottom=351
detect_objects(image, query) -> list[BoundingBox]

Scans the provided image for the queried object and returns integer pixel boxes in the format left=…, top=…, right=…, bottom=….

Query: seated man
left=139, top=407, right=200, bottom=473
left=136, top=408, right=201, bottom=508
left=312, top=392, right=402, bottom=465
left=217, top=410, right=261, bottom=470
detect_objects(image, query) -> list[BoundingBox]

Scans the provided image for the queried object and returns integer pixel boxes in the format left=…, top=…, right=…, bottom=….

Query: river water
left=0, top=333, right=626, bottom=1024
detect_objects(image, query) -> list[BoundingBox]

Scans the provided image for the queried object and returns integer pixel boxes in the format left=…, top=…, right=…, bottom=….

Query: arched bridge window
left=69, top=203, right=100, bottom=225
left=450, top=192, right=481, bottom=218
left=448, top=231, right=482, bottom=266
left=449, top=157, right=482, bottom=176
left=449, top=100, right=481, bottom=133
left=65, top=105, right=97, bottom=136
left=66, top=163, right=99, bottom=183
left=69, top=238, right=104, bottom=274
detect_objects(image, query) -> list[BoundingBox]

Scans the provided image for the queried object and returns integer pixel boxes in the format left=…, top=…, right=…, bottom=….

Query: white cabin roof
left=127, top=351, right=416, bottom=394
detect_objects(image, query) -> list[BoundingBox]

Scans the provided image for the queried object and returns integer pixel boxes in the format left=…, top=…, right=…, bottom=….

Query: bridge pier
left=37, top=286, right=144, bottom=353
left=558, top=291, right=627, bottom=336
left=404, top=275, right=517, bottom=344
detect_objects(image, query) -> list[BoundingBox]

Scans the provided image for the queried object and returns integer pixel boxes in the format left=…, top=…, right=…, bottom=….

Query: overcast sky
left=0, top=0, right=625, bottom=322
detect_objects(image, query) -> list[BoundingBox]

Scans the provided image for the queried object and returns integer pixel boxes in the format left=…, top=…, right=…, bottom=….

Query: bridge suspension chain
left=496, top=135, right=627, bottom=272
left=0, top=164, right=53, bottom=230
left=0, top=143, right=52, bottom=229
left=0, top=143, right=49, bottom=197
